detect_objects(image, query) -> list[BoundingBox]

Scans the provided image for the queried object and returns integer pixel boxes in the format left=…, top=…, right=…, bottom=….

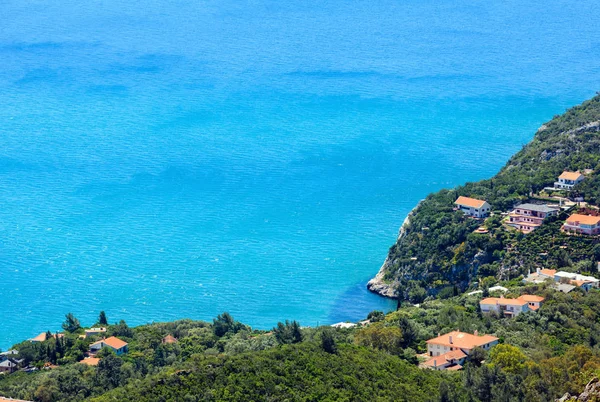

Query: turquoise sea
left=1, top=0, right=600, bottom=347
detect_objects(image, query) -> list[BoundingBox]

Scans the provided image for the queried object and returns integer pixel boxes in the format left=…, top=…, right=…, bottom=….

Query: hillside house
left=424, top=331, right=498, bottom=371
left=85, top=327, right=107, bottom=338
left=480, top=295, right=545, bottom=317
left=454, top=196, right=491, bottom=218
left=507, top=203, right=560, bottom=233
left=554, top=171, right=584, bottom=190
left=554, top=271, right=600, bottom=291
left=523, top=268, right=556, bottom=284
left=0, top=359, right=18, bottom=374
left=89, top=336, right=129, bottom=356
left=561, top=214, right=600, bottom=236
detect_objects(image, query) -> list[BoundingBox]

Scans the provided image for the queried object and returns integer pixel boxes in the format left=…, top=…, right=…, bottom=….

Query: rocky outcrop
left=556, top=377, right=600, bottom=401
left=367, top=201, right=422, bottom=298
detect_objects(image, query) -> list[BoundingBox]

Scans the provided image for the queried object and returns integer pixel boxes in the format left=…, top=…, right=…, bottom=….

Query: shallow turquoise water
left=1, top=0, right=600, bottom=347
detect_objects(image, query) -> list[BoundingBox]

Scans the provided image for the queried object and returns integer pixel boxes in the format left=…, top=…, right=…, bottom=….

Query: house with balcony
left=454, top=196, right=491, bottom=218
left=507, top=203, right=560, bottom=233
left=480, top=295, right=545, bottom=316
left=561, top=214, right=600, bottom=236
left=423, top=331, right=498, bottom=371
left=554, top=171, right=585, bottom=190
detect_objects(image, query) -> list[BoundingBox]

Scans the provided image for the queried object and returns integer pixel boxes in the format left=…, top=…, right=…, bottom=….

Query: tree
left=213, top=313, right=244, bottom=337
left=273, top=320, right=303, bottom=344
left=62, top=313, right=81, bottom=333
left=99, top=311, right=108, bottom=326
left=111, top=320, right=134, bottom=338
left=367, top=310, right=385, bottom=322
left=320, top=329, right=337, bottom=354
left=398, top=316, right=417, bottom=348
left=354, top=324, right=403, bottom=355
left=488, top=344, right=530, bottom=375
left=96, top=354, right=123, bottom=388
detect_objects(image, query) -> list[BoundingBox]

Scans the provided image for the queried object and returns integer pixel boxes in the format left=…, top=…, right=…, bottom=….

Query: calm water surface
left=1, top=0, right=600, bottom=347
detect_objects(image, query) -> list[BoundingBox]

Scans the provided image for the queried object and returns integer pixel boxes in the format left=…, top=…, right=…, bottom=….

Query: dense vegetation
left=3, top=282, right=600, bottom=401
left=377, top=94, right=600, bottom=300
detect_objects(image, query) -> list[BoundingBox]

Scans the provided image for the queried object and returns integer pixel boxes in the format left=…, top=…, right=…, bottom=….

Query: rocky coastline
left=367, top=201, right=423, bottom=299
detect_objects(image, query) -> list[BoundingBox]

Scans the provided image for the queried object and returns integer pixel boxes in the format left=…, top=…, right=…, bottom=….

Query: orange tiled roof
left=163, top=335, right=178, bottom=344
left=423, top=349, right=467, bottom=367
left=91, top=336, right=128, bottom=350
left=566, top=214, right=600, bottom=226
left=540, top=269, right=556, bottom=277
left=455, top=196, right=487, bottom=209
left=517, top=295, right=545, bottom=303
left=30, top=332, right=47, bottom=342
left=480, top=297, right=527, bottom=306
left=446, top=364, right=463, bottom=371
left=559, top=171, right=583, bottom=181
left=79, top=357, right=100, bottom=366
left=426, top=331, right=498, bottom=350
left=529, top=305, right=540, bottom=311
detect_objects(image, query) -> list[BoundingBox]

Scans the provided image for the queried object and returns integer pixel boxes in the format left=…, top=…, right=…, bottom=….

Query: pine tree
left=99, top=311, right=108, bottom=326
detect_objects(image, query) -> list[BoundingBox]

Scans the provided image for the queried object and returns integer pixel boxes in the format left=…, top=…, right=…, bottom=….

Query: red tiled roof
left=91, top=336, right=128, bottom=350
left=480, top=297, right=527, bottom=306
left=540, top=269, right=556, bottom=277
left=162, top=335, right=178, bottom=344
left=426, top=331, right=498, bottom=350
left=455, top=196, right=487, bottom=209
left=423, top=349, right=467, bottom=368
left=517, top=295, right=545, bottom=303
left=566, top=214, right=600, bottom=226
left=559, top=171, right=583, bottom=181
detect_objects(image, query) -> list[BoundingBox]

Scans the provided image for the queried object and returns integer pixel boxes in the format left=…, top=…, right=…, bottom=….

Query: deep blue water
left=1, top=0, right=600, bottom=347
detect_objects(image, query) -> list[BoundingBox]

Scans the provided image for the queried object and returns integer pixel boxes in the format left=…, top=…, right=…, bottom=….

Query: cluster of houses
left=524, top=268, right=600, bottom=292
left=454, top=170, right=600, bottom=236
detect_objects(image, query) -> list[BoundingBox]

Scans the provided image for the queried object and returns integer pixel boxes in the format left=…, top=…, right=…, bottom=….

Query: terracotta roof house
left=89, top=336, right=129, bottom=356
left=423, top=349, right=467, bottom=371
left=480, top=295, right=545, bottom=316
left=425, top=331, right=499, bottom=370
left=554, top=171, right=585, bottom=190
left=562, top=214, right=600, bottom=236
left=79, top=357, right=101, bottom=366
left=454, top=196, right=491, bottom=218
left=507, top=204, right=560, bottom=234
left=162, top=335, right=178, bottom=344
left=554, top=271, right=599, bottom=291
left=85, top=327, right=107, bottom=338
left=523, top=268, right=556, bottom=284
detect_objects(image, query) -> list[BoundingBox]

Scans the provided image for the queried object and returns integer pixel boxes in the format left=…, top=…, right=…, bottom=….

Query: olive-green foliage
left=383, top=95, right=600, bottom=297
left=91, top=344, right=449, bottom=402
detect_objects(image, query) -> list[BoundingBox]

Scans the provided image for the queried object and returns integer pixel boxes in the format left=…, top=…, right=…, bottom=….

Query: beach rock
left=556, top=377, right=600, bottom=401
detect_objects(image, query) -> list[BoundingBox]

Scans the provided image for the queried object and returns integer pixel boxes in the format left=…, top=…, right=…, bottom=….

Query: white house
left=554, top=171, right=584, bottom=190
left=423, top=331, right=498, bottom=371
left=554, top=271, right=600, bottom=291
left=89, top=336, right=129, bottom=355
left=454, top=196, right=491, bottom=218
left=480, top=295, right=545, bottom=317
